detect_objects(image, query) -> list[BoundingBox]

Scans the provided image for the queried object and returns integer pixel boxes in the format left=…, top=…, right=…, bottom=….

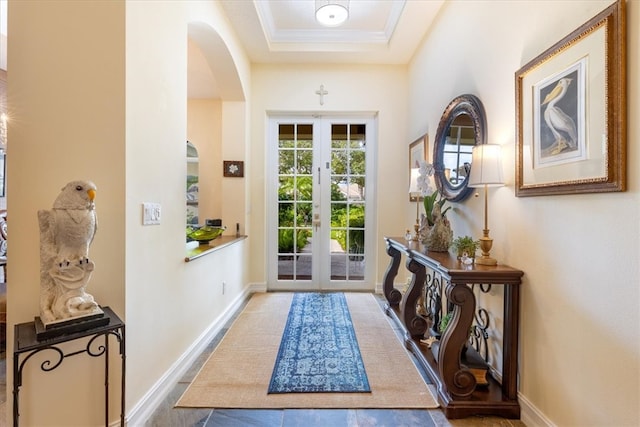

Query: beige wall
left=188, top=99, right=223, bottom=222
left=7, top=0, right=251, bottom=425
left=408, top=1, right=639, bottom=425
left=249, top=63, right=408, bottom=286
left=7, top=1, right=126, bottom=425
left=125, top=1, right=250, bottom=424
left=221, top=101, right=248, bottom=236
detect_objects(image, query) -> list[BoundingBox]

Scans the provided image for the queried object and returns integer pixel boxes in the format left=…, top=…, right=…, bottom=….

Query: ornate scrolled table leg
left=382, top=239, right=402, bottom=305
left=401, top=257, right=427, bottom=338
left=438, top=282, right=476, bottom=397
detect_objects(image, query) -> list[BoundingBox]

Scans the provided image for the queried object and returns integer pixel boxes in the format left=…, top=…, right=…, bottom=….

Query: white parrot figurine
left=48, top=180, right=97, bottom=263
left=38, top=180, right=100, bottom=324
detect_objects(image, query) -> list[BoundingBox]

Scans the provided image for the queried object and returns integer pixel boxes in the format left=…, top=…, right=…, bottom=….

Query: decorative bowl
left=186, top=225, right=226, bottom=244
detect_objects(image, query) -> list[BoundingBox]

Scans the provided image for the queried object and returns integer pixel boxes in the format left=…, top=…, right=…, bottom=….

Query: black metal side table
left=13, top=306, right=125, bottom=426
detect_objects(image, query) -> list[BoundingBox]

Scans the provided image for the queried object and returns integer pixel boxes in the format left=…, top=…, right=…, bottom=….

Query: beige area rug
left=176, top=292, right=438, bottom=409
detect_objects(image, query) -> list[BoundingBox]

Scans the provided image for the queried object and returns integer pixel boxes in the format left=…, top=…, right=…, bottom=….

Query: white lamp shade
left=409, top=168, right=420, bottom=194
left=468, top=144, right=504, bottom=188
left=315, top=1, right=349, bottom=27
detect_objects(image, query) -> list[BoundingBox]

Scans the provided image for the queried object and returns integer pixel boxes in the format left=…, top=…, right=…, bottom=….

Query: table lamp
left=468, top=144, right=504, bottom=265
left=409, top=168, right=421, bottom=240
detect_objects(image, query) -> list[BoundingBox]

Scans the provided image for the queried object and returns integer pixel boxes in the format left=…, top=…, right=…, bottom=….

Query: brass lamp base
left=476, top=235, right=497, bottom=266
left=476, top=255, right=497, bottom=266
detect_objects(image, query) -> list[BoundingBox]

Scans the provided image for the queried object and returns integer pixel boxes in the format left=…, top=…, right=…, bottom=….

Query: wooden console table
left=383, top=236, right=523, bottom=419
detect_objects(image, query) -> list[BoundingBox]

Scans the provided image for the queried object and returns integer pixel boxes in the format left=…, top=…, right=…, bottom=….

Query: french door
left=267, top=115, right=376, bottom=291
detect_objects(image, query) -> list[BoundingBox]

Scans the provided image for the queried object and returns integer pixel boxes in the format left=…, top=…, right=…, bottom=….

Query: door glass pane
left=296, top=176, right=312, bottom=201
left=329, top=123, right=365, bottom=281
left=298, top=202, right=312, bottom=227
left=278, top=151, right=294, bottom=174
left=296, top=150, right=313, bottom=174
left=278, top=201, right=294, bottom=227
left=277, top=123, right=312, bottom=280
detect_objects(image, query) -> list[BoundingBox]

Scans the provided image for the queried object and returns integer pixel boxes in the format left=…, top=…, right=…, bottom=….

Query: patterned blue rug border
left=268, top=293, right=371, bottom=394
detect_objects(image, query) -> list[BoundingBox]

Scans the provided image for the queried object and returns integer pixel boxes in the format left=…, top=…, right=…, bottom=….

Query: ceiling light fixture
left=315, top=0, right=349, bottom=27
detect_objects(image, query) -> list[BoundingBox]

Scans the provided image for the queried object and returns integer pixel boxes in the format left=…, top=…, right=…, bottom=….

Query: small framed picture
left=223, top=160, right=244, bottom=178
left=409, top=134, right=427, bottom=170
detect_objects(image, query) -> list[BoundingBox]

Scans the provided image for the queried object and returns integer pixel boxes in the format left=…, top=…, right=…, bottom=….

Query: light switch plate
left=142, top=202, right=161, bottom=225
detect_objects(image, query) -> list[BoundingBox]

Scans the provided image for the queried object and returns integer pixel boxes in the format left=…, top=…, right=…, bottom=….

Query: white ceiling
left=1, top=1, right=444, bottom=97
left=220, top=0, right=443, bottom=64
left=189, top=0, right=444, bottom=99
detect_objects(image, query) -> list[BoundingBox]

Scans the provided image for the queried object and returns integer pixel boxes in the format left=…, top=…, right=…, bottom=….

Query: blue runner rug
left=268, top=293, right=371, bottom=393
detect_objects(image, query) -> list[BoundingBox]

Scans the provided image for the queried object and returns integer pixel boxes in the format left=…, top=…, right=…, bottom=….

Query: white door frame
left=266, top=114, right=377, bottom=291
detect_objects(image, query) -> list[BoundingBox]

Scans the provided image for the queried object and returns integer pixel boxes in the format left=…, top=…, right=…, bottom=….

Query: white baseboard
left=124, top=287, right=253, bottom=426
left=519, top=392, right=555, bottom=427
left=248, top=281, right=267, bottom=293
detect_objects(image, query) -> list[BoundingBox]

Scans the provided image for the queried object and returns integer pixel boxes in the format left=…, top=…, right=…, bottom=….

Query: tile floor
left=144, top=294, right=527, bottom=427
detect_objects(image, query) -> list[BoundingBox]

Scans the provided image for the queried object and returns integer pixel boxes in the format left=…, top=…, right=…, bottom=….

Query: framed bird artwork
left=515, top=0, right=626, bottom=197
left=533, top=60, right=586, bottom=168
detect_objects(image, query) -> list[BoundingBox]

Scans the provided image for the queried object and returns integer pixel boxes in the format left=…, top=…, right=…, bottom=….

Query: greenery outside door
left=267, top=116, right=376, bottom=291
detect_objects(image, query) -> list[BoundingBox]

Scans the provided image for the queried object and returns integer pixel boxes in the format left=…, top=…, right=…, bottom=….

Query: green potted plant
left=439, top=311, right=474, bottom=338
left=452, top=235, right=479, bottom=260
left=423, top=190, right=450, bottom=226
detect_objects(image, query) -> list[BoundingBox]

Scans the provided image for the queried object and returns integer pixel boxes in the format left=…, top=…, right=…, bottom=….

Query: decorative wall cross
left=315, top=84, right=328, bottom=105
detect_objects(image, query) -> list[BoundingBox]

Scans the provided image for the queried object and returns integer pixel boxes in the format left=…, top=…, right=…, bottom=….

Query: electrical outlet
left=142, top=202, right=161, bottom=225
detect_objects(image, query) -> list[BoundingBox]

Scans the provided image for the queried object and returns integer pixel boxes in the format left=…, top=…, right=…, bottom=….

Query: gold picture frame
left=409, top=133, right=428, bottom=201
left=409, top=133, right=427, bottom=170
left=515, top=0, right=626, bottom=197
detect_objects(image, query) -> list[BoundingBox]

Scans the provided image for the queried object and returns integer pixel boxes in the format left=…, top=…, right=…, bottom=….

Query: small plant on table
left=452, top=235, right=479, bottom=260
